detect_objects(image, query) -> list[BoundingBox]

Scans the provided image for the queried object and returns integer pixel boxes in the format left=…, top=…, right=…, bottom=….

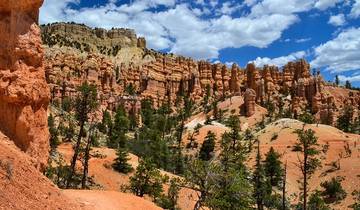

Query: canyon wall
left=0, top=0, right=50, bottom=169
left=43, top=23, right=360, bottom=124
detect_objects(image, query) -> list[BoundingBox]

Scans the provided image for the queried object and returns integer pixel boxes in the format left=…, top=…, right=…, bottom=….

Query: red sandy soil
left=63, top=190, right=161, bottom=210
left=0, top=132, right=84, bottom=210
left=254, top=119, right=360, bottom=209
left=58, top=144, right=199, bottom=210
left=0, top=131, right=165, bottom=210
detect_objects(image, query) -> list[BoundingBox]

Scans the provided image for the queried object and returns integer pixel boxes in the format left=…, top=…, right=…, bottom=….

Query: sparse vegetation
left=320, top=177, right=347, bottom=203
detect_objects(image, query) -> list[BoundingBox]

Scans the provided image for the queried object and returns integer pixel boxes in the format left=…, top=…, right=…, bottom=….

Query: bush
left=321, top=177, right=347, bottom=203
left=298, top=112, right=315, bottom=124
left=308, top=191, right=330, bottom=210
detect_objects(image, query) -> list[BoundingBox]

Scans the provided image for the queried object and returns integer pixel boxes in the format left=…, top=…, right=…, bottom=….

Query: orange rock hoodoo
left=0, top=0, right=50, bottom=169
left=43, top=23, right=360, bottom=122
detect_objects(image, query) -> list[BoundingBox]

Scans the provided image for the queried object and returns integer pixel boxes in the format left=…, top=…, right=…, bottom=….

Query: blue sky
left=40, top=0, right=360, bottom=87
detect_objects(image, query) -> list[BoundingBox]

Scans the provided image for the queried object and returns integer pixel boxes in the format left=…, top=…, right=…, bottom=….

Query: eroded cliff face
left=42, top=23, right=360, bottom=124
left=0, top=0, right=50, bottom=169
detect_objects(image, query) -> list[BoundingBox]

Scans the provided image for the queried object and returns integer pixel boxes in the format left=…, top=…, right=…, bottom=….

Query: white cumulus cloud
left=39, top=0, right=347, bottom=60
left=314, top=0, right=342, bottom=10
left=328, top=14, right=346, bottom=26
left=350, top=0, right=360, bottom=18
left=311, top=27, right=360, bottom=73
left=251, top=51, right=306, bottom=67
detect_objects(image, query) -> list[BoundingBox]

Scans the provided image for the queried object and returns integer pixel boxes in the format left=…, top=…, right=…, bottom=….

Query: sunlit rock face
left=0, top=0, right=50, bottom=170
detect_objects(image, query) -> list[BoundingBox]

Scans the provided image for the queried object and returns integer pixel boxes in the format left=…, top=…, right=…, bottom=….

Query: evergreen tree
left=299, top=112, right=315, bottom=124
left=157, top=178, right=181, bottom=210
left=67, top=82, right=98, bottom=188
left=320, top=177, right=347, bottom=203
left=253, top=141, right=271, bottom=210
left=308, top=191, right=330, bottom=210
left=141, top=98, right=155, bottom=127
left=264, top=147, right=283, bottom=187
left=99, top=109, right=112, bottom=135
left=108, top=105, right=129, bottom=148
left=48, top=114, right=60, bottom=151
left=199, top=131, right=216, bottom=161
left=345, top=80, right=352, bottom=89
left=337, top=105, right=354, bottom=133
left=113, top=147, right=133, bottom=174
left=129, top=159, right=164, bottom=200
left=208, top=123, right=253, bottom=210
left=335, top=75, right=340, bottom=86
left=81, top=124, right=96, bottom=189
left=125, top=83, right=136, bottom=95
left=293, top=128, right=321, bottom=210
left=185, top=159, right=218, bottom=210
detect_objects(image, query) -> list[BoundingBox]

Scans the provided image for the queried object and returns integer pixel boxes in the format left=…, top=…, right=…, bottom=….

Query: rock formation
left=42, top=23, right=360, bottom=121
left=0, top=0, right=50, bottom=169
left=42, top=22, right=144, bottom=55
left=244, top=89, right=256, bottom=117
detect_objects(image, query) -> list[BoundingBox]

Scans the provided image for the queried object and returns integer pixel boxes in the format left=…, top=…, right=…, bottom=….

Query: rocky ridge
left=43, top=23, right=360, bottom=125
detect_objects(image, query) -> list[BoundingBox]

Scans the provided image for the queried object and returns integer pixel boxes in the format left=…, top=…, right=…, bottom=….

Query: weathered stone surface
left=0, top=0, right=50, bottom=170
left=244, top=89, right=256, bottom=117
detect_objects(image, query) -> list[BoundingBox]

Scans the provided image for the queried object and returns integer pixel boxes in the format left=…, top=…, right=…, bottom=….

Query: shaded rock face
left=0, top=0, right=50, bottom=170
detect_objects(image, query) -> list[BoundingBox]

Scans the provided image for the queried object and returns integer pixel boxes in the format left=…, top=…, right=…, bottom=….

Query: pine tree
left=337, top=105, right=354, bottom=133
left=67, top=82, right=98, bottom=188
left=48, top=114, right=60, bottom=151
left=345, top=80, right=352, bottom=89
left=264, top=147, right=283, bottom=187
left=113, top=147, right=133, bottom=174
left=99, top=109, right=112, bottom=135
left=335, top=75, right=340, bottom=86
left=108, top=105, right=129, bottom=148
left=199, top=131, right=216, bottom=161
left=129, top=159, right=164, bottom=200
left=320, top=177, right=347, bottom=203
left=308, top=191, right=330, bottom=210
left=157, top=178, right=181, bottom=210
left=253, top=140, right=271, bottom=210
left=81, top=124, right=96, bottom=189
left=293, top=128, right=321, bottom=210
left=209, top=124, right=253, bottom=210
